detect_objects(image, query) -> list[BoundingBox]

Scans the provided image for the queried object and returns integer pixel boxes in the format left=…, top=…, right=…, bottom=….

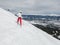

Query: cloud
left=0, top=0, right=60, bottom=14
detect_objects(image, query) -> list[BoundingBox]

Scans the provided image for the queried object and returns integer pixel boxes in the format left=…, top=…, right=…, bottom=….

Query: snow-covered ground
left=29, top=20, right=60, bottom=27
left=0, top=8, right=60, bottom=45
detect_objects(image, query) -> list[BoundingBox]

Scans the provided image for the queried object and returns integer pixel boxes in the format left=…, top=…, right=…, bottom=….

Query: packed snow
left=0, top=8, right=60, bottom=45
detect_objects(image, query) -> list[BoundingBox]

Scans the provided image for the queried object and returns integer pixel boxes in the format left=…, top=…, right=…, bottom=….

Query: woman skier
left=17, top=12, right=22, bottom=26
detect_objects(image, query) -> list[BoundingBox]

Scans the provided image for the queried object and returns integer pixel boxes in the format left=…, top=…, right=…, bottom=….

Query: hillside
left=0, top=8, right=60, bottom=45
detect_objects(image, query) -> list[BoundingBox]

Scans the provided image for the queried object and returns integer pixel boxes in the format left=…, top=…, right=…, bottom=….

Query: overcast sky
left=0, top=0, right=60, bottom=15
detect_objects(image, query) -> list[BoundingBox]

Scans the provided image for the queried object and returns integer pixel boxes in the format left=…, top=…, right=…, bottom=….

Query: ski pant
left=17, top=17, right=22, bottom=26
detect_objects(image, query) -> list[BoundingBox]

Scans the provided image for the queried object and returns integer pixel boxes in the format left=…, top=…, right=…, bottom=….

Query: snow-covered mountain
left=0, top=8, right=60, bottom=45
left=37, top=14, right=60, bottom=16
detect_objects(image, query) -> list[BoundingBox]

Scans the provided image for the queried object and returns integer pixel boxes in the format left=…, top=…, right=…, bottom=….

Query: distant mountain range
left=22, top=15, right=60, bottom=21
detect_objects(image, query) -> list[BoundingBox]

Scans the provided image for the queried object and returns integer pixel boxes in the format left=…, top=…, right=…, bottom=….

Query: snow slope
left=0, top=8, right=60, bottom=45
